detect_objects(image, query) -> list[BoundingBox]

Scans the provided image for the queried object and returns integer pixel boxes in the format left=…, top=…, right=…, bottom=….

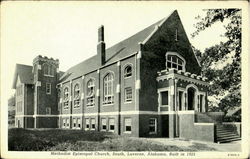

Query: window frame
left=165, top=52, right=186, bottom=72
left=149, top=118, right=157, bottom=134
left=63, top=87, right=69, bottom=110
left=101, top=118, right=107, bottom=131
left=86, top=79, right=95, bottom=107
left=108, top=118, right=115, bottom=132
left=91, top=118, right=96, bottom=130
left=85, top=118, right=90, bottom=130
left=73, top=83, right=80, bottom=108
left=43, top=63, right=55, bottom=77
left=124, top=64, right=132, bottom=78
left=124, top=118, right=132, bottom=133
left=124, top=87, right=132, bottom=103
left=66, top=118, right=70, bottom=128
left=77, top=118, right=81, bottom=128
left=46, top=83, right=51, bottom=95
left=103, top=72, right=114, bottom=105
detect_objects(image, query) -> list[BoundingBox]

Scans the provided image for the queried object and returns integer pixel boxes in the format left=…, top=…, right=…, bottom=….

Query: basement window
left=91, top=118, right=96, bottom=130
left=149, top=118, right=157, bottom=134
left=109, top=118, right=115, bottom=132
left=101, top=118, right=107, bottom=131
left=85, top=118, right=90, bottom=130
left=124, top=118, right=132, bottom=133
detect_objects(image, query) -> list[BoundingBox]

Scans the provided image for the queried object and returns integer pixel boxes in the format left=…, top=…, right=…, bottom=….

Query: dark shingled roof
left=12, top=64, right=34, bottom=89
left=59, top=16, right=168, bottom=83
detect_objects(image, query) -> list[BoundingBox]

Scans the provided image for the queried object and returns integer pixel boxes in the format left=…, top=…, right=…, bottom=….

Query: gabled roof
left=59, top=14, right=169, bottom=82
left=12, top=64, right=34, bottom=89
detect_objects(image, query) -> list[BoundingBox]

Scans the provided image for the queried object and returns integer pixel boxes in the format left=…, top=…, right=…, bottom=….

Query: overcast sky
left=2, top=1, right=238, bottom=106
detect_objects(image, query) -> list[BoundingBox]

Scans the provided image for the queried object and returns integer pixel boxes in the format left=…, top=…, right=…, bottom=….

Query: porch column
left=168, top=78, right=175, bottom=138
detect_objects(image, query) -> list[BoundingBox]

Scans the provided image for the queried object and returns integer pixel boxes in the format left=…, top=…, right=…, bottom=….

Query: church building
left=12, top=10, right=228, bottom=142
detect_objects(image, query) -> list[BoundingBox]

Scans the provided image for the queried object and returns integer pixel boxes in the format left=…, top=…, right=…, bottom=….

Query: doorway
left=187, top=87, right=196, bottom=110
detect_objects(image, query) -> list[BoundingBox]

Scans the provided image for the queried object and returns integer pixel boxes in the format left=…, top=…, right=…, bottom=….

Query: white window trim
left=101, top=118, right=107, bottom=131
left=124, top=87, right=133, bottom=103
left=165, top=52, right=186, bottom=72
left=63, top=87, right=69, bottom=110
left=91, top=118, right=96, bottom=130
left=73, top=83, right=80, bottom=109
left=86, top=79, right=95, bottom=107
left=85, top=118, right=90, bottom=130
left=108, top=118, right=115, bottom=132
left=103, top=72, right=114, bottom=105
left=124, top=118, right=132, bottom=133
left=123, top=64, right=133, bottom=79
left=149, top=118, right=157, bottom=134
left=43, top=63, right=55, bottom=77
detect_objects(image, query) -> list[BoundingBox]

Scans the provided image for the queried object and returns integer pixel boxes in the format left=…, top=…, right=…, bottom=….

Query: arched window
left=166, top=53, right=186, bottom=71
left=103, top=73, right=114, bottom=104
left=124, top=65, right=132, bottom=78
left=87, top=79, right=95, bottom=106
left=44, top=64, right=55, bottom=76
left=64, top=87, right=69, bottom=109
left=73, top=84, right=80, bottom=108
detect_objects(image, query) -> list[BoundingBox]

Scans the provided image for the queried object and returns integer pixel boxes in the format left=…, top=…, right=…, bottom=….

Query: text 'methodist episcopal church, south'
left=12, top=10, right=223, bottom=142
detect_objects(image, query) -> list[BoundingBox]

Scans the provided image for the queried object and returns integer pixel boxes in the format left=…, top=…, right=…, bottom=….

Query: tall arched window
left=73, top=84, right=80, bottom=108
left=166, top=53, right=186, bottom=71
left=87, top=79, right=95, bottom=106
left=64, top=87, right=69, bottom=109
left=103, top=73, right=114, bottom=104
left=124, top=65, right=132, bottom=78
left=44, top=64, right=55, bottom=76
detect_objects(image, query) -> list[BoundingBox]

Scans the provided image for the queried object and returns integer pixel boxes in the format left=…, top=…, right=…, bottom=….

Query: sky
left=1, top=1, right=235, bottom=106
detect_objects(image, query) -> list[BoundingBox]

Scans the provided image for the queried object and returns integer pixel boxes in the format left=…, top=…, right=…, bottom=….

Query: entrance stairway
left=215, top=124, right=241, bottom=143
left=195, top=112, right=241, bottom=143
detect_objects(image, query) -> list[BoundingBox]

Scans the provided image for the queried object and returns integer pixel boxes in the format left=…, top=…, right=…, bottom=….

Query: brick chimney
left=97, top=25, right=105, bottom=65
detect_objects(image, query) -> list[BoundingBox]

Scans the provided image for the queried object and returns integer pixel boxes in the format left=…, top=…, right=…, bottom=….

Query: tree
left=192, top=9, right=241, bottom=115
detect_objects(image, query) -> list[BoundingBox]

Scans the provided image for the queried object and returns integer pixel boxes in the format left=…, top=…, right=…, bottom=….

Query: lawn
left=8, top=128, right=217, bottom=151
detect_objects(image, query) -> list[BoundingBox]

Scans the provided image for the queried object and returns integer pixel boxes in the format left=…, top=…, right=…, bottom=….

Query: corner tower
left=33, top=55, right=59, bottom=128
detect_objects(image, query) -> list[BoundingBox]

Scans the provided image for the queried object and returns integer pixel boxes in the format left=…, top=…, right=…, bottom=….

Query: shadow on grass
left=8, top=128, right=113, bottom=151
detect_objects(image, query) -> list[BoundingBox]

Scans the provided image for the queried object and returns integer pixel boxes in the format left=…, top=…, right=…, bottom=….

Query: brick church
left=12, top=10, right=233, bottom=142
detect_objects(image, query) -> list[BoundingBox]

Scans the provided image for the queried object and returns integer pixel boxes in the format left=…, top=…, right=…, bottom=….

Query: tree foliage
left=192, top=9, right=241, bottom=114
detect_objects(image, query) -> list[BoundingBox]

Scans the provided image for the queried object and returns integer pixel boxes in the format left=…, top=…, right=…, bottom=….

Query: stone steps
left=216, top=125, right=241, bottom=143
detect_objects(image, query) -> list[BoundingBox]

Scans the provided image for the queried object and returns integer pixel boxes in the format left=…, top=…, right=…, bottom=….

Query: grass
left=8, top=128, right=217, bottom=151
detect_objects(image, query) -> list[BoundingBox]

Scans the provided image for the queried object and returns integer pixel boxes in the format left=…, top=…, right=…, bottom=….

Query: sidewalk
left=140, top=138, right=241, bottom=152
